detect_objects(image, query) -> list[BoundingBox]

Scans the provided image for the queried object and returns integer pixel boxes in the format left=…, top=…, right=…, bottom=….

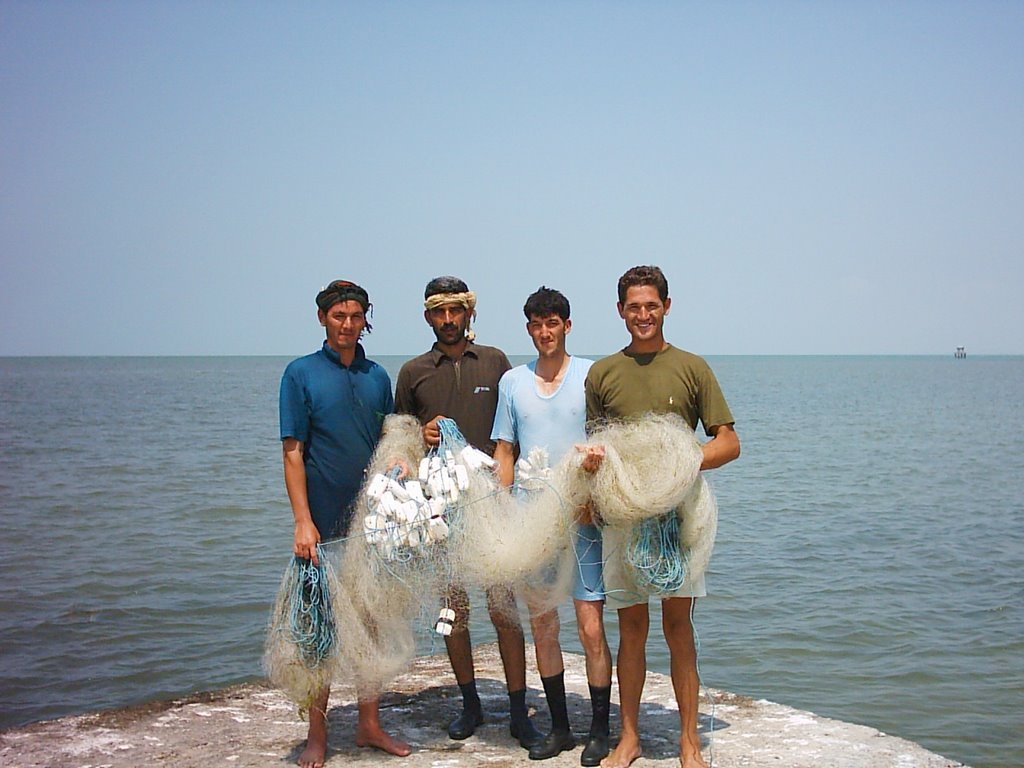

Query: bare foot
left=680, top=733, right=708, bottom=768
left=300, top=689, right=330, bottom=768
left=601, top=735, right=642, bottom=768
left=355, top=724, right=412, bottom=757
left=297, top=736, right=327, bottom=768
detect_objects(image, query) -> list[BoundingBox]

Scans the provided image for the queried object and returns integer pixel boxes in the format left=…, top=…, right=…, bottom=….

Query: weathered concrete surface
left=1, top=644, right=966, bottom=768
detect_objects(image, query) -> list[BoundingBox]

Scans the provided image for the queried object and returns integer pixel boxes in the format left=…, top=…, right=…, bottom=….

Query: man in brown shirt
left=394, top=276, right=543, bottom=750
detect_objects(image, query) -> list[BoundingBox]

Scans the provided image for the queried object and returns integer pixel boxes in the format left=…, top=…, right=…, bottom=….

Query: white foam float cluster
left=420, top=445, right=496, bottom=500
left=434, top=606, right=456, bottom=636
left=363, top=472, right=449, bottom=556
left=361, top=444, right=497, bottom=559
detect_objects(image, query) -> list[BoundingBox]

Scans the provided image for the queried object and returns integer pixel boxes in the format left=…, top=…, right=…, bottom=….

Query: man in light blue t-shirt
left=490, top=287, right=613, bottom=765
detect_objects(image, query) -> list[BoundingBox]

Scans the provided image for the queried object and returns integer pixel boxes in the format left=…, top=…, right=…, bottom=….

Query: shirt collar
left=623, top=342, right=673, bottom=362
left=321, top=341, right=367, bottom=368
left=429, top=341, right=479, bottom=366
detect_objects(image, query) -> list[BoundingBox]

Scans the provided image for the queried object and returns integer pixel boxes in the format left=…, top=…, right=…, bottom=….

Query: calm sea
left=0, top=355, right=1021, bottom=768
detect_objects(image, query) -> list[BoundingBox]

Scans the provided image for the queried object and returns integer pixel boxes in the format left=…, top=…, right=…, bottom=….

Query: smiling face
left=425, top=302, right=470, bottom=347
left=319, top=299, right=367, bottom=355
left=527, top=313, right=571, bottom=359
left=617, top=284, right=671, bottom=351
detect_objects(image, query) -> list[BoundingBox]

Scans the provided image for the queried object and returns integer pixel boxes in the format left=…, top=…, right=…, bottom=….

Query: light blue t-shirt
left=491, top=354, right=603, bottom=601
left=490, top=355, right=593, bottom=467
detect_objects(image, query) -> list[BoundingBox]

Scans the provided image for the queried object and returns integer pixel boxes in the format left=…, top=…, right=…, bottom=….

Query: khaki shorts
left=600, top=524, right=707, bottom=610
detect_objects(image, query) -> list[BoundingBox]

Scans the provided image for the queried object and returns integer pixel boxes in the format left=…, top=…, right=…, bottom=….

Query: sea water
left=0, top=354, right=1021, bottom=768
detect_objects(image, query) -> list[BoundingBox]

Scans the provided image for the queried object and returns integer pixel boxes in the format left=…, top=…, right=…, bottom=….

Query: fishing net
left=578, top=412, right=703, bottom=526
left=263, top=548, right=343, bottom=712
left=564, top=413, right=718, bottom=601
left=265, top=411, right=719, bottom=701
left=619, top=474, right=719, bottom=597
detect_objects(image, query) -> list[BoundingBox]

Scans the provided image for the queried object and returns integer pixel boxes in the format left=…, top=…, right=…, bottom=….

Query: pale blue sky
left=2, top=1, right=1021, bottom=356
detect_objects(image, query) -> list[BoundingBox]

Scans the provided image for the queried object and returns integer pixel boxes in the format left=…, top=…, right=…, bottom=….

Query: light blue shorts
left=572, top=523, right=605, bottom=601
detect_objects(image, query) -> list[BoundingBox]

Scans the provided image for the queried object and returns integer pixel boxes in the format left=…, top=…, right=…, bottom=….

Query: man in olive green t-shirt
left=580, top=265, right=740, bottom=768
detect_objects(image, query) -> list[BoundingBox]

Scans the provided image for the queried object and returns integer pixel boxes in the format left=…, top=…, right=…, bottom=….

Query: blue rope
left=433, top=417, right=470, bottom=531
left=287, top=548, right=337, bottom=668
left=625, top=511, right=690, bottom=595
left=437, top=417, right=467, bottom=452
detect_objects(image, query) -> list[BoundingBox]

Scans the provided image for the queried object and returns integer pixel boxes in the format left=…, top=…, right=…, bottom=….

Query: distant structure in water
left=954, top=346, right=967, bottom=359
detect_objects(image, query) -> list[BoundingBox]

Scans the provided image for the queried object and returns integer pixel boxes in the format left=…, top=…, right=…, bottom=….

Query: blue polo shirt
left=279, top=342, right=393, bottom=539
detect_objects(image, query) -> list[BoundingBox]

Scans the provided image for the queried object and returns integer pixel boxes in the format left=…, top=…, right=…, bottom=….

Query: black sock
left=508, top=687, right=529, bottom=729
left=588, top=684, right=611, bottom=737
left=541, top=672, right=570, bottom=733
left=460, top=679, right=481, bottom=712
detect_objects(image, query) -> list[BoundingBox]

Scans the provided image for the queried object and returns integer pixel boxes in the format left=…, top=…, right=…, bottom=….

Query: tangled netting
left=578, top=414, right=717, bottom=601
left=570, top=412, right=704, bottom=526
left=263, top=548, right=344, bottom=713
left=600, top=474, right=719, bottom=602
left=265, top=411, right=717, bottom=705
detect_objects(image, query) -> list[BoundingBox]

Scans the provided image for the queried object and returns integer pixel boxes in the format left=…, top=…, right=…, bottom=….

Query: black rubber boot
left=529, top=672, right=577, bottom=760
left=509, top=688, right=544, bottom=749
left=529, top=729, right=577, bottom=760
left=579, top=684, right=611, bottom=766
left=448, top=680, right=484, bottom=740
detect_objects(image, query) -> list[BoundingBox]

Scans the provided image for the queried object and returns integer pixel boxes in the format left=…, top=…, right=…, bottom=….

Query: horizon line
left=2, top=352, right=1020, bottom=359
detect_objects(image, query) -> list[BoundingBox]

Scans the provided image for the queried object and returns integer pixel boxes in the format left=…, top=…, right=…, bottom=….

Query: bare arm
left=700, top=423, right=740, bottom=470
left=282, top=437, right=321, bottom=565
left=494, top=439, right=516, bottom=489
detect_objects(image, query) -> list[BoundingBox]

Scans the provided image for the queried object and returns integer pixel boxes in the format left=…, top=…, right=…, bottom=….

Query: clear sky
left=2, top=1, right=1021, bottom=356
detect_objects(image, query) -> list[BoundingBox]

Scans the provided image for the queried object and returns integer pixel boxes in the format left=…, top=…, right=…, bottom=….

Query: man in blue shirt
left=279, top=280, right=410, bottom=767
left=490, top=287, right=613, bottom=765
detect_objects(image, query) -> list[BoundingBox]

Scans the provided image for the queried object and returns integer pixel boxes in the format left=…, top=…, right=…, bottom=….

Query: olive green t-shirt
left=585, top=344, right=734, bottom=436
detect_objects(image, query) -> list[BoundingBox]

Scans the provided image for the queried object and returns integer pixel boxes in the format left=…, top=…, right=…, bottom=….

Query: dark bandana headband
left=316, top=281, right=370, bottom=312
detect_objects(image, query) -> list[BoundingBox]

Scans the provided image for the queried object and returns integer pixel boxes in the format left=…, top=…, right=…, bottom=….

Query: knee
left=449, top=602, right=471, bottom=632
left=662, top=606, right=695, bottom=640
left=577, top=618, right=606, bottom=652
left=489, top=605, right=523, bottom=634
left=662, top=618, right=696, bottom=655
left=531, top=611, right=559, bottom=642
left=617, top=610, right=649, bottom=642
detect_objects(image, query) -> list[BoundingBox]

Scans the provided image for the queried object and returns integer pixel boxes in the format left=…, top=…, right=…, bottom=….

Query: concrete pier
left=0, top=644, right=966, bottom=768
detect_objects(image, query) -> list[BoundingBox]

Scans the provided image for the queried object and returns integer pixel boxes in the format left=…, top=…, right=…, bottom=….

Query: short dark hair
left=523, top=286, right=570, bottom=321
left=617, top=265, right=669, bottom=303
left=424, top=275, right=469, bottom=299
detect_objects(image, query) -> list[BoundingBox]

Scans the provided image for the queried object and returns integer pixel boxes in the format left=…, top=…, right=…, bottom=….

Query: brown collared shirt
left=395, top=342, right=511, bottom=456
